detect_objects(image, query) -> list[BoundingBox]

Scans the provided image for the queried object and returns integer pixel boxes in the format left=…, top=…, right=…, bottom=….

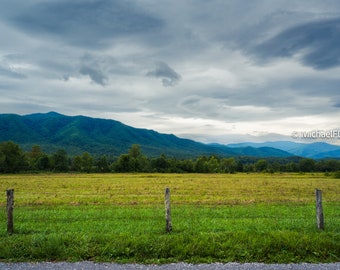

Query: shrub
left=334, top=171, right=340, bottom=179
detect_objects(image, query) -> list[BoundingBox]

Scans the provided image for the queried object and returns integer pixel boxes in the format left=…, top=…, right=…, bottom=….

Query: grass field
left=0, top=173, right=339, bottom=263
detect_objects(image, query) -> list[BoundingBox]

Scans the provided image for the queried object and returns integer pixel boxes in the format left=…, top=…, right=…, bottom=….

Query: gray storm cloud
left=146, top=62, right=181, bottom=87
left=79, top=66, right=108, bottom=86
left=0, top=0, right=340, bottom=143
left=9, top=0, right=164, bottom=48
left=250, top=17, right=340, bottom=70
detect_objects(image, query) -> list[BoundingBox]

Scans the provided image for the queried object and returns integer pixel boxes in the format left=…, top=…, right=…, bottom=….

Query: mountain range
left=0, top=112, right=290, bottom=158
left=227, top=141, right=340, bottom=159
left=0, top=112, right=339, bottom=159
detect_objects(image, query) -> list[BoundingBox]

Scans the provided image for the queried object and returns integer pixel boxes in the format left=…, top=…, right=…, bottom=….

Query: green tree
left=220, top=157, right=237, bottom=173
left=72, top=155, right=82, bottom=171
left=195, top=156, right=209, bottom=173
left=127, top=144, right=149, bottom=172
left=123, top=144, right=148, bottom=172
left=151, top=154, right=169, bottom=172
left=34, top=154, right=50, bottom=171
left=96, top=156, right=110, bottom=172
left=285, top=162, right=298, bottom=172
left=236, top=160, right=244, bottom=172
left=30, top=145, right=43, bottom=159
left=177, top=159, right=195, bottom=173
left=269, top=162, right=281, bottom=173
left=129, top=144, right=142, bottom=159
left=255, top=159, right=268, bottom=172
left=81, top=152, right=93, bottom=173
left=0, top=151, right=5, bottom=170
left=244, top=163, right=255, bottom=172
left=0, top=141, right=27, bottom=173
left=299, top=158, right=315, bottom=172
left=27, top=145, right=49, bottom=171
left=316, top=159, right=340, bottom=172
left=114, top=154, right=131, bottom=172
left=52, top=149, right=69, bottom=172
left=207, top=156, right=219, bottom=173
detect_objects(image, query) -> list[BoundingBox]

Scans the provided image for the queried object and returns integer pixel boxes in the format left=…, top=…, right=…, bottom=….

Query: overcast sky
left=1, top=0, right=340, bottom=144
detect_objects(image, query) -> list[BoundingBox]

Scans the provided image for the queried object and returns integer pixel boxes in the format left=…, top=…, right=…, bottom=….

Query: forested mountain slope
left=0, top=112, right=291, bottom=158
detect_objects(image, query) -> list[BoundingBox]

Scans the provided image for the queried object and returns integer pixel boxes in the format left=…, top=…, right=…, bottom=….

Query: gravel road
left=0, top=262, right=339, bottom=270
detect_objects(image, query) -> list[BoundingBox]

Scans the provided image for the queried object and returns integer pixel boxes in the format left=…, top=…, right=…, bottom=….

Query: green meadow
left=0, top=173, right=339, bottom=263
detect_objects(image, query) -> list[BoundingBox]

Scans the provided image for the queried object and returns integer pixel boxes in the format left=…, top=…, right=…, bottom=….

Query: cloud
left=250, top=17, right=340, bottom=69
left=0, top=66, right=26, bottom=79
left=9, top=0, right=164, bottom=48
left=79, top=66, right=108, bottom=86
left=1, top=0, right=340, bottom=144
left=146, top=61, right=181, bottom=87
left=0, top=54, right=28, bottom=79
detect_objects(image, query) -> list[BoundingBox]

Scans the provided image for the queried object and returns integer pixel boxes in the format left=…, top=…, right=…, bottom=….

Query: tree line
left=1, top=141, right=340, bottom=174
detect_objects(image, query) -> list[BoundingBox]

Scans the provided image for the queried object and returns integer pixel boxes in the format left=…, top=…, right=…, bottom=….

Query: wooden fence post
left=165, top=187, right=172, bottom=233
left=315, top=189, right=324, bottom=230
left=6, top=189, right=14, bottom=235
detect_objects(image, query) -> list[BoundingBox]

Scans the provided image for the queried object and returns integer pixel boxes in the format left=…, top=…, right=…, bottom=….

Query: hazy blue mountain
left=306, top=149, right=340, bottom=159
left=0, top=112, right=292, bottom=158
left=228, top=141, right=340, bottom=158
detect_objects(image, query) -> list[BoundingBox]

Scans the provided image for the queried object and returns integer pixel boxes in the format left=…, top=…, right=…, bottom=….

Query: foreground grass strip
left=0, top=173, right=339, bottom=263
left=0, top=204, right=339, bottom=263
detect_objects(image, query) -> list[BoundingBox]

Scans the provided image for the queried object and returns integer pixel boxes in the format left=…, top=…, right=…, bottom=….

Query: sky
left=1, top=0, right=340, bottom=145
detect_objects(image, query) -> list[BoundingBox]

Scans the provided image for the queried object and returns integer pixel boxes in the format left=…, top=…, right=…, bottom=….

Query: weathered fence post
left=6, top=189, right=14, bottom=235
left=315, top=189, right=324, bottom=230
left=165, top=187, right=172, bottom=233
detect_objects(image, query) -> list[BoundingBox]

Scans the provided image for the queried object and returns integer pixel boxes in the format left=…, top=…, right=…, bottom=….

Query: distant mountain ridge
left=228, top=141, right=340, bottom=159
left=0, top=112, right=292, bottom=158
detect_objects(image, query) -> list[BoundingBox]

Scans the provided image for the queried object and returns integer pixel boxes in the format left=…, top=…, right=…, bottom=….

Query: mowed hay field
left=0, top=173, right=339, bottom=263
